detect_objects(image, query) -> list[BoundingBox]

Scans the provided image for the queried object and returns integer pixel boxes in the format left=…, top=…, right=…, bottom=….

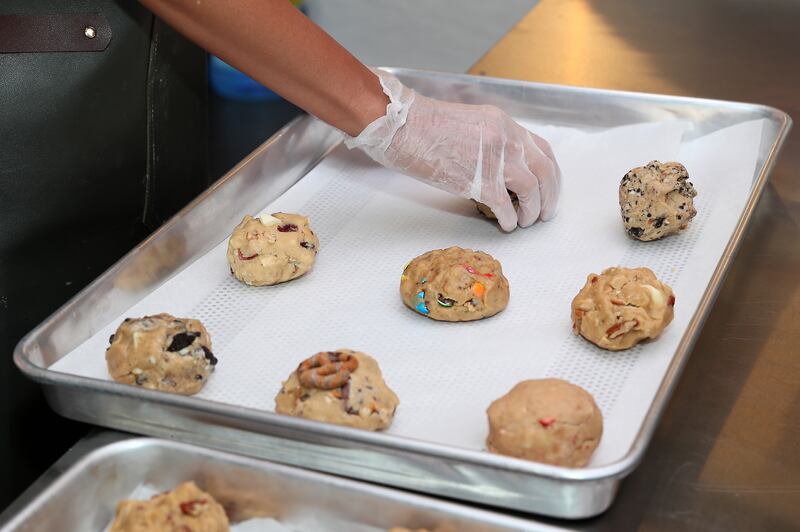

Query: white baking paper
left=53, top=117, right=766, bottom=468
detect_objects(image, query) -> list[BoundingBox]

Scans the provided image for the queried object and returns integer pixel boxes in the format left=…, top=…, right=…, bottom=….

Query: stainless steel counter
left=471, top=1, right=800, bottom=530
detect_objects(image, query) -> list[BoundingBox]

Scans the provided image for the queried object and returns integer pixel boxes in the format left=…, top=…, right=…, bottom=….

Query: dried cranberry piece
left=237, top=249, right=258, bottom=261
left=201, top=346, right=218, bottom=365
left=167, top=332, right=200, bottom=352
left=277, top=224, right=298, bottom=232
left=179, top=499, right=207, bottom=516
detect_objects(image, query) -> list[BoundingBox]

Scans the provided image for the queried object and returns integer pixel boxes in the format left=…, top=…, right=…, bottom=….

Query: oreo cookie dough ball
left=571, top=267, right=675, bottom=351
left=400, top=247, right=510, bottom=321
left=619, top=160, right=698, bottom=241
left=227, top=213, right=319, bottom=286
left=110, top=481, right=229, bottom=532
left=487, top=379, right=603, bottom=467
left=474, top=190, right=519, bottom=221
left=105, top=313, right=217, bottom=395
left=275, top=350, right=399, bottom=431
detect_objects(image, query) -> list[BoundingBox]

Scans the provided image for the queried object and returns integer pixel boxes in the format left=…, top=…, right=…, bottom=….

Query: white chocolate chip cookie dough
left=110, top=481, right=229, bottom=532
left=487, top=379, right=603, bottom=468
left=400, top=247, right=510, bottom=322
left=275, top=350, right=399, bottom=431
left=619, top=160, right=698, bottom=241
left=571, top=267, right=675, bottom=351
left=105, top=313, right=217, bottom=395
left=227, top=212, right=319, bottom=286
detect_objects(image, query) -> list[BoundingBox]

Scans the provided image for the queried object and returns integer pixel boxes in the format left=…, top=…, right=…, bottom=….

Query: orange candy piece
left=472, top=282, right=486, bottom=298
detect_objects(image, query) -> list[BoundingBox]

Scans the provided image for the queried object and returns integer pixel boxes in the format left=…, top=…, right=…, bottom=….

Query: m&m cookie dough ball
left=619, top=160, right=697, bottom=241
left=105, top=313, right=217, bottom=395
left=400, top=247, right=509, bottom=322
left=486, top=379, right=603, bottom=467
left=110, top=481, right=229, bottom=532
left=571, top=267, right=675, bottom=351
left=226, top=213, right=319, bottom=286
left=275, top=350, right=399, bottom=431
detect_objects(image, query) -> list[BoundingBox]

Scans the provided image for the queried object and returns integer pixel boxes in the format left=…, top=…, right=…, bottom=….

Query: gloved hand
left=345, top=71, right=561, bottom=231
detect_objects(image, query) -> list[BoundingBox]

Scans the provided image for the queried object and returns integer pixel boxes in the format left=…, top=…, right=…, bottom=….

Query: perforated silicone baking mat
left=52, top=117, right=766, bottom=467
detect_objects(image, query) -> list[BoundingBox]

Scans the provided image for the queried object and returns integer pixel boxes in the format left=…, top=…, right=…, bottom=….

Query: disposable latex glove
left=345, top=71, right=561, bottom=231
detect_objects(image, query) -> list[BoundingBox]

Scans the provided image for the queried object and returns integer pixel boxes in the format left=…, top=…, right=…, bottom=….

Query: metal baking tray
left=0, top=434, right=556, bottom=531
left=14, top=68, right=791, bottom=519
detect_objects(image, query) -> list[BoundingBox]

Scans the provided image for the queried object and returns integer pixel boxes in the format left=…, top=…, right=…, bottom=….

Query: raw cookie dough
left=275, top=350, right=399, bottom=431
left=486, top=379, right=603, bottom=467
left=105, top=313, right=217, bottom=395
left=571, top=267, right=675, bottom=351
left=227, top=212, right=319, bottom=286
left=619, top=160, right=698, bottom=241
left=400, top=247, right=510, bottom=321
left=110, top=481, right=229, bottom=532
left=474, top=190, right=519, bottom=220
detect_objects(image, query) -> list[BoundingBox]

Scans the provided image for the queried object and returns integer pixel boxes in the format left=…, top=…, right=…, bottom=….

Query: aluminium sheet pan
left=14, top=69, right=791, bottom=518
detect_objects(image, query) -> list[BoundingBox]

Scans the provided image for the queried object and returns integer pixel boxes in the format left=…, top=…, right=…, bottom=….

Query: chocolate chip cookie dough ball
left=227, top=213, right=319, bottom=286
left=486, top=379, right=603, bottom=467
left=275, top=350, right=399, bottom=431
left=619, top=161, right=698, bottom=241
left=400, top=247, right=510, bottom=321
left=474, top=190, right=519, bottom=220
left=105, top=313, right=217, bottom=395
left=571, top=267, right=675, bottom=351
left=111, top=481, right=229, bottom=532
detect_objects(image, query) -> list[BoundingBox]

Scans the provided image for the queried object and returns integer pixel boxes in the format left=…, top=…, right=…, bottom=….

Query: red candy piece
left=237, top=249, right=258, bottom=261
left=668, top=295, right=676, bottom=306
left=538, top=417, right=555, bottom=428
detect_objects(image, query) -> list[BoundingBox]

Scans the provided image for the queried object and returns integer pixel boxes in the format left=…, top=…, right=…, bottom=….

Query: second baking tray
left=14, top=69, right=791, bottom=519
left=0, top=435, right=554, bottom=531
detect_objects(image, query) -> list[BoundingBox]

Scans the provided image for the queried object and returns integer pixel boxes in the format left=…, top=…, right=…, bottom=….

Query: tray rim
left=13, top=69, right=793, bottom=496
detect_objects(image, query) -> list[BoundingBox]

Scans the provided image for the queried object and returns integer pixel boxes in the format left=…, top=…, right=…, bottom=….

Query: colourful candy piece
left=415, top=301, right=430, bottom=314
left=436, top=293, right=455, bottom=307
left=420, top=277, right=427, bottom=284
left=472, top=282, right=485, bottom=298
left=416, top=291, right=425, bottom=299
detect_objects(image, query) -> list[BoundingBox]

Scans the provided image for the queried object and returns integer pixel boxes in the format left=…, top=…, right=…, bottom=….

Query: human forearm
left=139, top=0, right=388, bottom=135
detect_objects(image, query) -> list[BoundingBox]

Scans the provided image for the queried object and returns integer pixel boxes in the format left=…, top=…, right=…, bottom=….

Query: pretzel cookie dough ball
left=571, top=267, right=675, bottom=351
left=400, top=247, right=510, bottom=321
left=620, top=160, right=698, bottom=241
left=227, top=213, right=319, bottom=286
left=110, top=481, right=229, bottom=532
left=275, top=350, right=399, bottom=431
left=105, top=313, right=217, bottom=395
left=487, top=379, right=603, bottom=467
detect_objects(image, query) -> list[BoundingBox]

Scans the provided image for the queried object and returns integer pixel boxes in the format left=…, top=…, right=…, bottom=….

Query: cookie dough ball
left=486, top=379, right=603, bottom=467
left=226, top=213, right=319, bottom=286
left=571, top=267, right=675, bottom=351
left=275, top=350, right=399, bottom=431
left=111, top=481, right=229, bottom=532
left=619, top=160, right=697, bottom=241
left=474, top=190, right=519, bottom=220
left=400, top=247, right=510, bottom=321
left=105, top=313, right=217, bottom=395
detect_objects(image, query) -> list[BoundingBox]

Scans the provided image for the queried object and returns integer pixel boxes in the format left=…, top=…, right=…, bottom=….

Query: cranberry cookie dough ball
left=227, top=213, right=319, bottom=286
left=620, top=160, right=698, bottom=241
left=275, top=350, right=399, bottom=431
left=105, top=313, right=217, bottom=395
left=110, top=481, right=229, bottom=532
left=400, top=247, right=510, bottom=321
left=487, top=379, right=603, bottom=467
left=571, top=267, right=675, bottom=351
